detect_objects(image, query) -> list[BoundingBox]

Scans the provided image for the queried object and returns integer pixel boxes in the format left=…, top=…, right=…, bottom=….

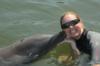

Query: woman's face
left=62, top=14, right=84, bottom=39
left=63, top=22, right=83, bottom=39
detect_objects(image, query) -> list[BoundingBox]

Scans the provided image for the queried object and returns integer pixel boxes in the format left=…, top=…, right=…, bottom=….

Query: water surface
left=0, top=0, right=100, bottom=66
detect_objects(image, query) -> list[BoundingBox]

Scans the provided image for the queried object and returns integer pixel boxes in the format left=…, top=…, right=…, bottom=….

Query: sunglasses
left=61, top=19, right=80, bottom=29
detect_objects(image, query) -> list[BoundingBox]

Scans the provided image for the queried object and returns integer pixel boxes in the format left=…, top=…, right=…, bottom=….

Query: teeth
left=71, top=29, right=76, bottom=33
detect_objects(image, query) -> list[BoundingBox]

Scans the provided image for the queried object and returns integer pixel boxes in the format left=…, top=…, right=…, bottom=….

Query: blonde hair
left=60, top=11, right=81, bottom=25
left=64, top=11, right=80, bottom=19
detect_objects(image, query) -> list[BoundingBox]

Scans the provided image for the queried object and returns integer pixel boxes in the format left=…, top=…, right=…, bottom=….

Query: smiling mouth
left=70, top=28, right=77, bottom=34
left=70, top=28, right=80, bottom=37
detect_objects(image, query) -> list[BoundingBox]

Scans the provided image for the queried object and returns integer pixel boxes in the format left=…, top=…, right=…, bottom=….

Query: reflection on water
left=0, top=0, right=100, bottom=66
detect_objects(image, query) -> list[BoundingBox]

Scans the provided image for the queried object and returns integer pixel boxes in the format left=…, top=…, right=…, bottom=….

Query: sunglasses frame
left=61, top=19, right=80, bottom=29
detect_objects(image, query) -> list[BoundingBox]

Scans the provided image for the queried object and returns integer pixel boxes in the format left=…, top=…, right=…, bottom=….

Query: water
left=0, top=0, right=100, bottom=66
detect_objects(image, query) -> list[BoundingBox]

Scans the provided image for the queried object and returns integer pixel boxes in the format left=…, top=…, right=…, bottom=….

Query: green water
left=0, top=0, right=100, bottom=66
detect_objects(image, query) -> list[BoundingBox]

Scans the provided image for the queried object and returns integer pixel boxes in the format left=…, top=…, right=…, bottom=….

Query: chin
left=71, top=34, right=80, bottom=39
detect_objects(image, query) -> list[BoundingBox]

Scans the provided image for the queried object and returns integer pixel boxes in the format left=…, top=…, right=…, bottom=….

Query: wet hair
left=60, top=15, right=64, bottom=26
left=60, top=11, right=80, bottom=26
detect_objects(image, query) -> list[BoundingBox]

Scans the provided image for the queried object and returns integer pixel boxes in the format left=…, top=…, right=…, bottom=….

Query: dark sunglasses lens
left=61, top=24, right=69, bottom=29
left=72, top=19, right=80, bottom=25
left=61, top=19, right=80, bottom=29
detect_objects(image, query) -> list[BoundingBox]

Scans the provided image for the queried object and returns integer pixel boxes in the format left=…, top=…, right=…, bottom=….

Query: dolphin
left=0, top=32, right=66, bottom=66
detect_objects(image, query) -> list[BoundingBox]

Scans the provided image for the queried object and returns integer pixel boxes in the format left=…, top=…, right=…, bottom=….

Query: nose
left=69, top=26, right=74, bottom=29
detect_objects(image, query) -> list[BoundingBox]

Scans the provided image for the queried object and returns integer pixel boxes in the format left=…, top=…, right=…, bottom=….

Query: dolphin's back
left=0, top=32, right=66, bottom=66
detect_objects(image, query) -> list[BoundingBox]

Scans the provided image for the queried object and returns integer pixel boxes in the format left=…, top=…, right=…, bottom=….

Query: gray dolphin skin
left=0, top=32, right=66, bottom=66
